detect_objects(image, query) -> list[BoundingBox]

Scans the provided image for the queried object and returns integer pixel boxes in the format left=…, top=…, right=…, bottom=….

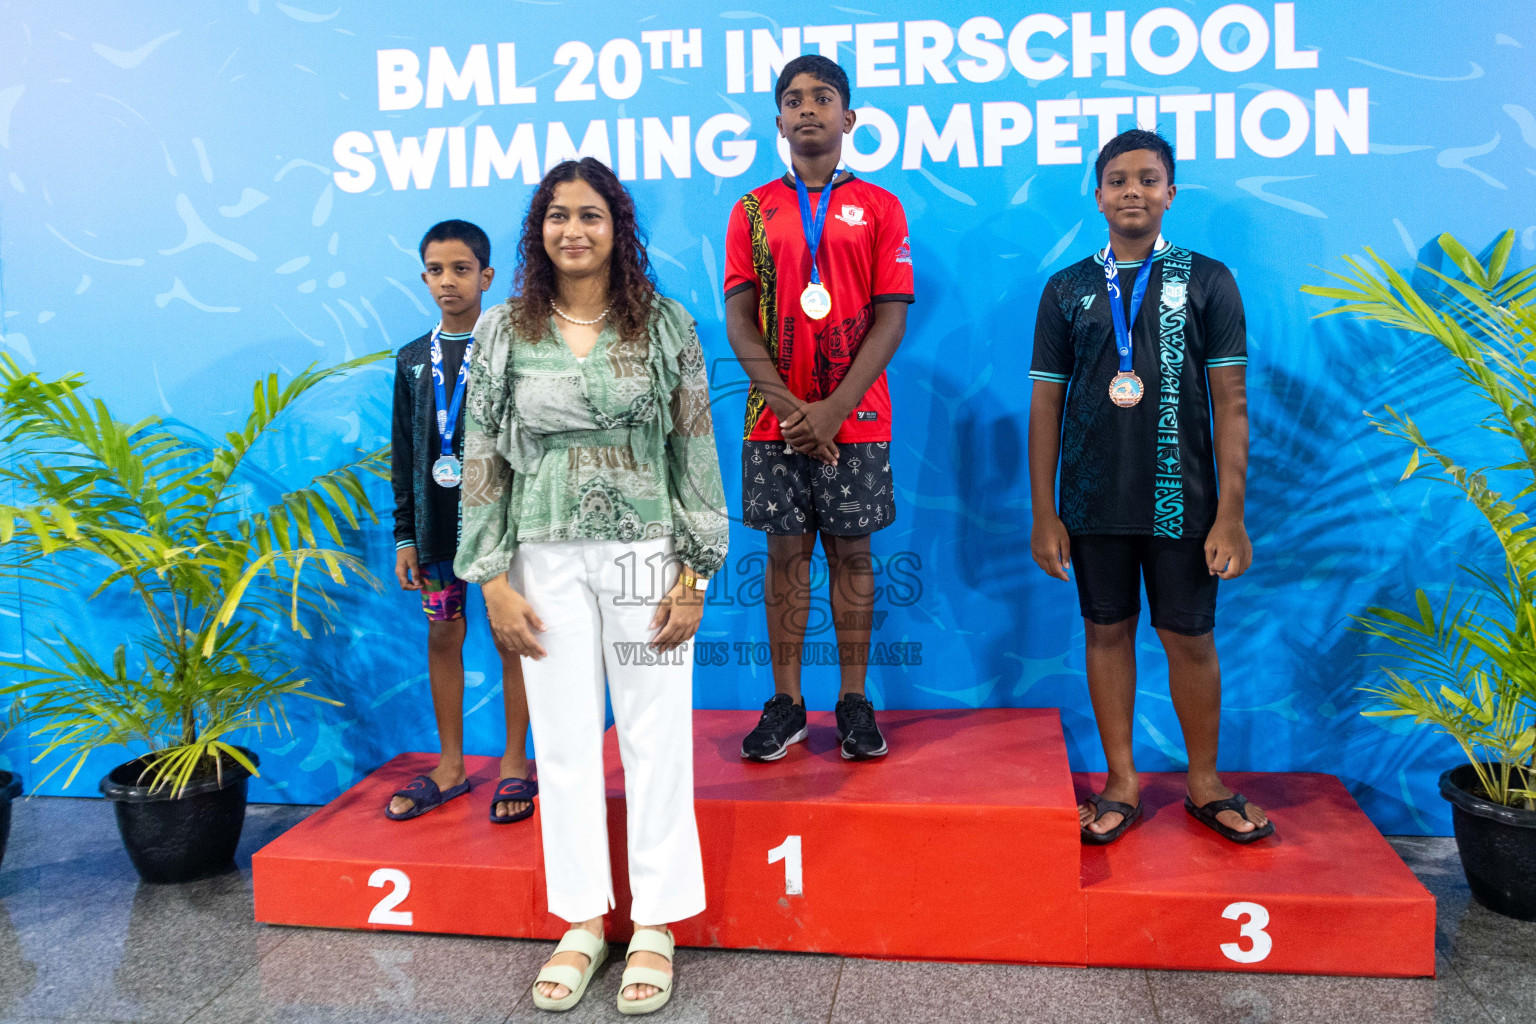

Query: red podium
left=1077, top=772, right=1436, bottom=975
left=650, top=709, right=1085, bottom=964
left=252, top=708, right=1435, bottom=977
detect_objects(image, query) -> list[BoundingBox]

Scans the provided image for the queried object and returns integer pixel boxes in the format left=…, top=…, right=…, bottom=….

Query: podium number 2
left=368, top=868, right=414, bottom=926
left=768, top=835, right=803, bottom=895
left=1220, top=901, right=1272, bottom=963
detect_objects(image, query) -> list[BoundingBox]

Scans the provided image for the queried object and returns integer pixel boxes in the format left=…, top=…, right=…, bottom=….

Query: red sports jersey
left=723, top=174, right=914, bottom=442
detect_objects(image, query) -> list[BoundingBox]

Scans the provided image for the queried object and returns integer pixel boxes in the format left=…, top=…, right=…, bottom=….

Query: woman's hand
left=483, top=577, right=547, bottom=659
left=650, top=569, right=704, bottom=653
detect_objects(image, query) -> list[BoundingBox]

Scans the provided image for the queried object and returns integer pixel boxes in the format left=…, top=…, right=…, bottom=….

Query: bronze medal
left=1109, top=370, right=1144, bottom=408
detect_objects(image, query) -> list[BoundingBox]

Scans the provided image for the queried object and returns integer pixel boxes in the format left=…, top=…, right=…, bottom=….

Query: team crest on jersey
left=1162, top=280, right=1187, bottom=310
left=895, top=236, right=912, bottom=265
left=836, top=204, right=866, bottom=226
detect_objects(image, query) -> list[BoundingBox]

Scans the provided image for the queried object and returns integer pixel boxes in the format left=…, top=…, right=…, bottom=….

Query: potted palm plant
left=0, top=353, right=388, bottom=883
left=1304, top=230, right=1536, bottom=919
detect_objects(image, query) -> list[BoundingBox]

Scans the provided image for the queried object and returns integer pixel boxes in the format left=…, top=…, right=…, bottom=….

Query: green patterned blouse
left=453, top=296, right=728, bottom=585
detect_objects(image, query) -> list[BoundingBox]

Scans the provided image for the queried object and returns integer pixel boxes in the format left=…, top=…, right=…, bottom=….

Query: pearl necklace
left=551, top=301, right=610, bottom=326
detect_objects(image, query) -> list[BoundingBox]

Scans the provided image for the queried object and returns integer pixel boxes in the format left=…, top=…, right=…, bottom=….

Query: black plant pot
left=99, top=749, right=259, bottom=884
left=0, top=770, right=21, bottom=872
left=1440, top=764, right=1536, bottom=921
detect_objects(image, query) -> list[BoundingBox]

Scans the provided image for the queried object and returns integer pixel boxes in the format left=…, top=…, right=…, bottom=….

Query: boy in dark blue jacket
left=387, top=220, right=533, bottom=824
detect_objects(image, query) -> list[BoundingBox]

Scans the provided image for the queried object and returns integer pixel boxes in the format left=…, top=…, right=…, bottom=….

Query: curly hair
left=509, top=158, right=656, bottom=344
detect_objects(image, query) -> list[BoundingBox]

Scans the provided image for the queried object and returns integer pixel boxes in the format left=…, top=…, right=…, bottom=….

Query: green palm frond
left=240, top=445, right=389, bottom=555
left=188, top=353, right=389, bottom=534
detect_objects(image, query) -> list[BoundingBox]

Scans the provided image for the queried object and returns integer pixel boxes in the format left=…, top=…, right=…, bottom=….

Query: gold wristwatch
left=680, top=572, right=709, bottom=592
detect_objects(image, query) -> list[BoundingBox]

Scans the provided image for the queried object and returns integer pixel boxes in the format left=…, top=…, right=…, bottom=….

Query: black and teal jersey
left=1029, top=242, right=1248, bottom=538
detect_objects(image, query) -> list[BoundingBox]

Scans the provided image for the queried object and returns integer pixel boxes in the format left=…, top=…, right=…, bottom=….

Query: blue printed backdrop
left=0, top=1, right=1532, bottom=832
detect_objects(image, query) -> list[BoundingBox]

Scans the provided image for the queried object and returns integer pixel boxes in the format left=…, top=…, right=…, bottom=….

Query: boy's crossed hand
left=780, top=398, right=842, bottom=465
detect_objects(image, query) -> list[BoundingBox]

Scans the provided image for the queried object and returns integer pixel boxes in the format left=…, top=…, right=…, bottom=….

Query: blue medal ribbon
left=431, top=326, right=474, bottom=463
left=1103, top=246, right=1155, bottom=374
left=793, top=167, right=834, bottom=287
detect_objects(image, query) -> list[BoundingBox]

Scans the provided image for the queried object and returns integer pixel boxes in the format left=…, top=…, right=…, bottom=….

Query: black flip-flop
left=1184, top=792, right=1276, bottom=844
left=489, top=777, right=538, bottom=824
left=1080, top=795, right=1143, bottom=845
left=385, top=774, right=471, bottom=821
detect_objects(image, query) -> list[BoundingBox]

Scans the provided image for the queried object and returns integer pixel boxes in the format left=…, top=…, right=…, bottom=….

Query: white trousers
left=511, top=536, right=705, bottom=925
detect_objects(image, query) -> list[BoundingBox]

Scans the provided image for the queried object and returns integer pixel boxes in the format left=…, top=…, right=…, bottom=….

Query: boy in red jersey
left=723, top=55, right=913, bottom=762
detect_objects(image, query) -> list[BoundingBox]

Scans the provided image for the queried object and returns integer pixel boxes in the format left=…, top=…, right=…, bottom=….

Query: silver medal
left=432, top=455, right=462, bottom=488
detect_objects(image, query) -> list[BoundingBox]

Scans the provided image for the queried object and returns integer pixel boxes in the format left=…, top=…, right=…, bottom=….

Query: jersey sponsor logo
left=836, top=204, right=866, bottom=226
left=1081, top=294, right=1095, bottom=311
left=895, top=235, right=913, bottom=265
left=763, top=206, right=779, bottom=221
left=1162, top=280, right=1187, bottom=310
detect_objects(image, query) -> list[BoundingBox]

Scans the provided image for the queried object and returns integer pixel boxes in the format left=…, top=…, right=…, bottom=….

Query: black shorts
left=741, top=440, right=896, bottom=536
left=1070, top=534, right=1218, bottom=637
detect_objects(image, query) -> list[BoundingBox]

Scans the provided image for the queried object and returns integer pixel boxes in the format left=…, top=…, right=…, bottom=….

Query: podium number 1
left=368, top=868, right=414, bottom=926
left=768, top=835, right=803, bottom=895
left=1220, top=901, right=1272, bottom=963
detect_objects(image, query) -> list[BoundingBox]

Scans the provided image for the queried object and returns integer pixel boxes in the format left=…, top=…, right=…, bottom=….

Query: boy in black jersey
left=387, top=220, right=533, bottom=824
left=1028, top=130, right=1274, bottom=845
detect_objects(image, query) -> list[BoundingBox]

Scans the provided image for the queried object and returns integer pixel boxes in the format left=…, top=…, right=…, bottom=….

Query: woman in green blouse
left=455, top=158, right=727, bottom=1015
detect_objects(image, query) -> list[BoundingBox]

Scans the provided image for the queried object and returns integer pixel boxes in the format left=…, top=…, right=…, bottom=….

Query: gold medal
left=1109, top=370, right=1144, bottom=408
left=800, top=281, right=831, bottom=320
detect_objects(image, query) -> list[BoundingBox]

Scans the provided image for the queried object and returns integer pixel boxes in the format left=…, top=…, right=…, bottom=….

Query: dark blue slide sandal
left=385, top=774, right=471, bottom=821
left=489, top=777, right=538, bottom=823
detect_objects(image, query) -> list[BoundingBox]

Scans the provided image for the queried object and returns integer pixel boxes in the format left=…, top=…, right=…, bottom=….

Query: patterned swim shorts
left=419, top=559, right=467, bottom=621
left=741, top=440, right=896, bottom=536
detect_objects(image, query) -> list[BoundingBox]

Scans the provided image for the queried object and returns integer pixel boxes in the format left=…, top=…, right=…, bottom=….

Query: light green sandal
left=530, top=927, right=609, bottom=1012
left=616, top=927, right=675, bottom=1015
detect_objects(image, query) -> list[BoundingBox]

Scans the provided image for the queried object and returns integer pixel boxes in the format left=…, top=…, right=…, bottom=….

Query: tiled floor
left=0, top=798, right=1532, bottom=1023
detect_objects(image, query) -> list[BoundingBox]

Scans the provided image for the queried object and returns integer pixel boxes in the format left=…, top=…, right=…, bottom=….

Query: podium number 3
left=368, top=868, right=414, bottom=926
left=1220, top=901, right=1271, bottom=963
left=768, top=835, right=803, bottom=895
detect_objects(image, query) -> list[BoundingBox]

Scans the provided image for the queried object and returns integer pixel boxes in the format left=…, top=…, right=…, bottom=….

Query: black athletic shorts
left=1070, top=534, right=1218, bottom=636
left=741, top=440, right=896, bottom=536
